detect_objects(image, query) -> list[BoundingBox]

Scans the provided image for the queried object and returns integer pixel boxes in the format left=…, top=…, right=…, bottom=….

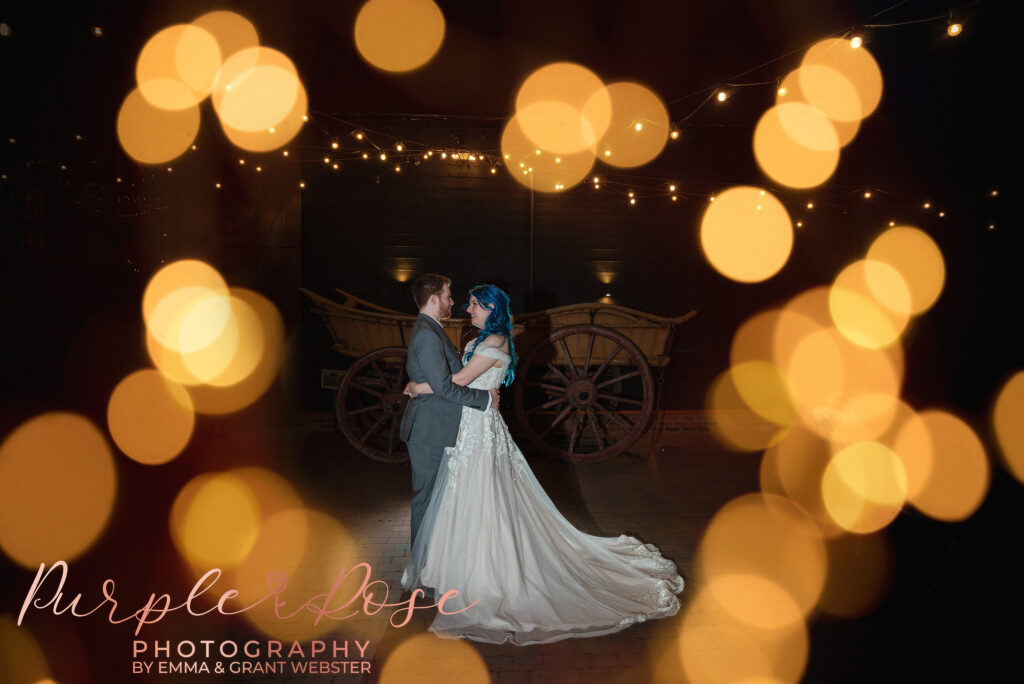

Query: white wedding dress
left=401, top=340, right=684, bottom=645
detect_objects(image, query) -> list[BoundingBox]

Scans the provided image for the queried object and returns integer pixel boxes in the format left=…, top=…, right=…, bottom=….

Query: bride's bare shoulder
left=481, top=334, right=509, bottom=352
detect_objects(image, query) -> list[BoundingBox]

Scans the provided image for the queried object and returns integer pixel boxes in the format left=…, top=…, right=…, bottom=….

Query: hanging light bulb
left=331, top=141, right=339, bottom=149
left=716, top=90, right=728, bottom=102
left=379, top=152, right=387, bottom=161
left=396, top=143, right=403, bottom=151
left=670, top=129, right=680, bottom=139
left=864, top=191, right=872, bottom=199
left=947, top=21, right=962, bottom=37
left=850, top=35, right=863, bottom=48
left=806, top=202, right=814, bottom=209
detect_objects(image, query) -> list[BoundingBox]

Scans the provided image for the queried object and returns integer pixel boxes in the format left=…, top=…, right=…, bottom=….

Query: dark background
left=1, top=0, right=1021, bottom=681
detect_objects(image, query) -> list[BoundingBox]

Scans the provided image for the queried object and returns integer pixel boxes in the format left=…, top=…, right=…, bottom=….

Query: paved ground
left=264, top=422, right=762, bottom=684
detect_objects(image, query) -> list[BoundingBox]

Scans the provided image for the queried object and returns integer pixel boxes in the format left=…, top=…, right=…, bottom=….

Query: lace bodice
left=462, top=339, right=509, bottom=391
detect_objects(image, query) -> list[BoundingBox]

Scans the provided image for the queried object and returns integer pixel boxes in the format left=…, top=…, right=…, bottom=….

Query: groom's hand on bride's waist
left=489, top=389, right=500, bottom=409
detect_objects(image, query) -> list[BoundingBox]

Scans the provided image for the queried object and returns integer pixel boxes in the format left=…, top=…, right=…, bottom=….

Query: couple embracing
left=398, top=273, right=683, bottom=645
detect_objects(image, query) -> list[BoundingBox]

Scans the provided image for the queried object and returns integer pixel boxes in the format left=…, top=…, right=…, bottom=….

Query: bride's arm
left=407, top=335, right=506, bottom=396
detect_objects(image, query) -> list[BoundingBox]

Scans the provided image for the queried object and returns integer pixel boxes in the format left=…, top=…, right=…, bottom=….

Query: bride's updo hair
left=465, top=284, right=518, bottom=387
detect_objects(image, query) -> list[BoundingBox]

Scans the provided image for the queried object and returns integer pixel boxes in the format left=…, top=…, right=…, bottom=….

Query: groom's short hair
left=412, top=273, right=451, bottom=309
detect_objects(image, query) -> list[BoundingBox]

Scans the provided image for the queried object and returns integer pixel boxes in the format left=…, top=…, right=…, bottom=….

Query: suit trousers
left=408, top=441, right=446, bottom=548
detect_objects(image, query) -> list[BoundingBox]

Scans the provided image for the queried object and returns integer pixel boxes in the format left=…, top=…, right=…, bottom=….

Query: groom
left=399, top=274, right=498, bottom=549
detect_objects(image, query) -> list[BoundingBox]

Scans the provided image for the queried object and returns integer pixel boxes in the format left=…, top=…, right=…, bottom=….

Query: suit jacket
left=399, top=313, right=490, bottom=447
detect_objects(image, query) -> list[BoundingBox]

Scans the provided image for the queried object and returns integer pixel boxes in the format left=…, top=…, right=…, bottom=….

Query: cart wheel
left=336, top=347, right=410, bottom=463
left=514, top=325, right=654, bottom=463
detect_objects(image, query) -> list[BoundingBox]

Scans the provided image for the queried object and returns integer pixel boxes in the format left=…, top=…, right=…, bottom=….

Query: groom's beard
left=439, top=304, right=452, bottom=319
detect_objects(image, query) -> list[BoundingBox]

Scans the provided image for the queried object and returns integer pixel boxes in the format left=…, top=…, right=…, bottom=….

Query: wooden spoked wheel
left=514, top=325, right=654, bottom=463
left=336, top=347, right=410, bottom=463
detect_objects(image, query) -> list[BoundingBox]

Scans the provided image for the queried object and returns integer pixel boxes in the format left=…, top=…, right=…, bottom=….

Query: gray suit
left=400, top=314, right=490, bottom=547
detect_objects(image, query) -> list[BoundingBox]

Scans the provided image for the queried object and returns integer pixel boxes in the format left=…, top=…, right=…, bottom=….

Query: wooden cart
left=303, top=288, right=695, bottom=464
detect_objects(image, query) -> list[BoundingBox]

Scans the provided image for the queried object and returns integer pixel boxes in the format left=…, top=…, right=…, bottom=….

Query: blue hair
left=464, top=284, right=518, bottom=386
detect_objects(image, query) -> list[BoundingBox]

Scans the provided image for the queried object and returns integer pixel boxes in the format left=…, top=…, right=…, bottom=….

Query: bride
left=400, top=284, right=683, bottom=645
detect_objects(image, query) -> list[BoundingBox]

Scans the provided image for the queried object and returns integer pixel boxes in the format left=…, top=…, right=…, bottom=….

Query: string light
left=283, top=150, right=289, bottom=157
left=628, top=191, right=635, bottom=198
left=323, top=156, right=330, bottom=164
left=991, top=189, right=999, bottom=196
left=255, top=166, right=262, bottom=172
left=717, top=90, right=728, bottom=102
left=777, top=86, right=787, bottom=96
left=671, top=195, right=678, bottom=201
left=395, top=165, right=401, bottom=172
left=379, top=152, right=387, bottom=161
left=669, top=184, right=676, bottom=192
left=629, top=198, right=636, bottom=205
left=269, top=126, right=275, bottom=133
left=215, top=182, right=221, bottom=189
left=796, top=220, right=803, bottom=228
left=670, top=129, right=680, bottom=139
left=166, top=167, right=172, bottom=173
left=331, top=141, right=339, bottom=149
left=299, top=181, right=305, bottom=188
left=302, top=115, right=308, bottom=122
left=362, top=153, right=369, bottom=159
left=354, top=132, right=364, bottom=140
left=864, top=190, right=872, bottom=198
left=594, top=184, right=600, bottom=189
left=806, top=202, right=814, bottom=209
left=239, top=159, right=246, bottom=165
left=923, top=202, right=931, bottom=209
left=850, top=35, right=863, bottom=48
left=190, top=144, right=197, bottom=150
left=710, top=195, right=716, bottom=202
left=396, top=143, right=403, bottom=151
left=604, top=150, right=611, bottom=157
left=490, top=167, right=497, bottom=174
left=92, top=26, right=104, bottom=37
left=441, top=152, right=447, bottom=159
left=634, top=122, right=643, bottom=131
left=116, top=177, right=122, bottom=183
left=947, top=21, right=962, bottom=37
left=939, top=211, right=946, bottom=217
left=889, top=220, right=896, bottom=226
left=988, top=224, right=996, bottom=230
left=332, top=163, right=339, bottom=170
